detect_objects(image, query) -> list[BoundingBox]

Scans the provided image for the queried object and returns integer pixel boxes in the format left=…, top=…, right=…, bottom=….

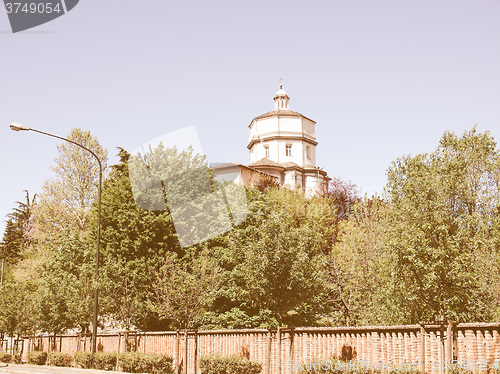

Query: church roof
left=250, top=159, right=309, bottom=170
left=249, top=158, right=281, bottom=167
left=252, top=109, right=315, bottom=123
left=280, top=161, right=302, bottom=168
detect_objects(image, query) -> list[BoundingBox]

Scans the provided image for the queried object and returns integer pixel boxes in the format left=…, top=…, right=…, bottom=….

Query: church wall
left=277, top=139, right=305, bottom=166
left=254, top=117, right=276, bottom=136
left=283, top=170, right=296, bottom=189
left=305, top=174, right=321, bottom=196
left=279, top=117, right=302, bottom=133
left=263, top=140, right=279, bottom=163
left=303, top=118, right=316, bottom=137
left=303, top=140, right=316, bottom=167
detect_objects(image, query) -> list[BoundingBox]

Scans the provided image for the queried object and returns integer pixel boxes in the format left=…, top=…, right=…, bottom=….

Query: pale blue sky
left=1, top=0, right=499, bottom=234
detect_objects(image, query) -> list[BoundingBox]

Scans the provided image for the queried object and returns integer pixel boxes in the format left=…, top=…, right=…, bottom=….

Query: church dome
left=274, top=84, right=290, bottom=109
left=275, top=87, right=287, bottom=97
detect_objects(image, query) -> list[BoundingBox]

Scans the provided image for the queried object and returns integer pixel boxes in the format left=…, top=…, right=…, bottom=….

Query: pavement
left=0, top=364, right=114, bottom=374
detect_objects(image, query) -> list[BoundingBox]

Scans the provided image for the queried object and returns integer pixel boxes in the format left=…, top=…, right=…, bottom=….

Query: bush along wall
left=95, top=352, right=117, bottom=371
left=199, top=354, right=262, bottom=374
left=27, top=351, right=48, bottom=365
left=118, top=352, right=173, bottom=374
left=48, top=352, right=73, bottom=367
left=74, top=350, right=94, bottom=369
left=0, top=352, right=12, bottom=363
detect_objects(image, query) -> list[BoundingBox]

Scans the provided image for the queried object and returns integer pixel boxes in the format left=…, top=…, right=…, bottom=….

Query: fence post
left=194, top=330, right=198, bottom=374
left=277, top=326, right=282, bottom=374
left=289, top=328, right=295, bottom=374
left=440, top=322, right=445, bottom=374
left=420, top=324, right=426, bottom=374
left=446, top=321, right=452, bottom=368
left=175, top=331, right=180, bottom=374
left=116, top=333, right=121, bottom=372
left=265, top=329, right=272, bottom=374
left=183, top=330, right=188, bottom=374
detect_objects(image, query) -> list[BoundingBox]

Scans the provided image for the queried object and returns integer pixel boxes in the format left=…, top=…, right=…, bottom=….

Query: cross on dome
left=274, top=82, right=290, bottom=110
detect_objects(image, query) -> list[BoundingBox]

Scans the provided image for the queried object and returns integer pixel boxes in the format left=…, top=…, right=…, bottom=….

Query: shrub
left=118, top=352, right=173, bottom=374
left=296, top=358, right=342, bottom=374
left=12, top=354, right=22, bottom=364
left=27, top=350, right=48, bottom=365
left=48, top=352, right=73, bottom=367
left=0, top=352, right=12, bottom=363
left=74, top=350, right=94, bottom=369
left=95, top=352, right=117, bottom=371
left=199, top=354, right=262, bottom=374
left=296, top=358, right=381, bottom=374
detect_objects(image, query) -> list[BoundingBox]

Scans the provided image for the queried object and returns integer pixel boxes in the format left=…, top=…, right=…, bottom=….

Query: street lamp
left=10, top=123, right=102, bottom=354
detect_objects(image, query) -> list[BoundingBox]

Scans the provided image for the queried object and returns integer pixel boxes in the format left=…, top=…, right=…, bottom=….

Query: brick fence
left=4, top=322, right=499, bottom=373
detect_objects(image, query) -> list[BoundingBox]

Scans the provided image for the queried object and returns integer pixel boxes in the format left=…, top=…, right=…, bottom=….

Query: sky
left=1, top=0, right=499, bottom=234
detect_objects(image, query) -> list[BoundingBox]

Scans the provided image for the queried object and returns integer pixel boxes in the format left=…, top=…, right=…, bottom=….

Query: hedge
left=199, top=354, right=262, bottom=374
left=118, top=352, right=173, bottom=373
left=27, top=351, right=48, bottom=365
left=48, top=352, right=73, bottom=367
left=0, top=352, right=11, bottom=363
left=74, top=350, right=94, bottom=369
left=95, top=352, right=117, bottom=371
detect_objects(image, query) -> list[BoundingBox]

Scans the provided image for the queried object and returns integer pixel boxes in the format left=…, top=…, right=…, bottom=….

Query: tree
left=0, top=190, right=37, bottom=263
left=5, top=129, right=107, bottom=338
left=386, top=127, right=500, bottom=322
left=150, top=250, right=223, bottom=330
left=229, top=188, right=328, bottom=327
left=94, top=148, right=180, bottom=330
left=324, top=177, right=360, bottom=244
left=29, top=128, right=108, bottom=244
left=324, top=197, right=395, bottom=326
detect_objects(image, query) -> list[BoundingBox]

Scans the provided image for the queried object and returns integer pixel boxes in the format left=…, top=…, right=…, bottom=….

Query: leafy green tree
left=95, top=148, right=180, bottom=330
left=0, top=190, right=37, bottom=264
left=0, top=281, right=39, bottom=339
left=386, top=127, right=500, bottom=322
left=40, top=231, right=94, bottom=334
left=149, top=250, right=223, bottom=330
left=30, top=128, right=108, bottom=244
left=229, top=188, right=328, bottom=326
left=324, top=197, right=395, bottom=326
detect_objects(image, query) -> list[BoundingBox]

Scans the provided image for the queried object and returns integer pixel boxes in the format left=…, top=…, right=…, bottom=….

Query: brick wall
left=13, top=323, right=500, bottom=373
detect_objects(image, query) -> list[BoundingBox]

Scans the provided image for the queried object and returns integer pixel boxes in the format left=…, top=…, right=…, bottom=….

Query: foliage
left=29, top=128, right=108, bottom=244
left=0, top=281, right=38, bottom=336
left=27, top=350, right=48, bottom=365
left=0, top=352, right=12, bottom=363
left=229, top=188, right=329, bottom=326
left=74, top=350, right=94, bottom=369
left=150, top=250, right=224, bottom=330
left=4, top=129, right=107, bottom=338
left=48, top=352, right=73, bottom=367
left=386, top=127, right=500, bottom=322
left=94, top=352, right=117, bottom=371
left=11, top=354, right=21, bottom=364
left=325, top=177, right=360, bottom=244
left=0, top=190, right=36, bottom=264
left=253, top=173, right=280, bottom=193
left=295, top=358, right=385, bottom=374
left=96, top=148, right=180, bottom=330
left=323, top=198, right=395, bottom=326
left=118, top=352, right=173, bottom=374
left=37, top=231, right=94, bottom=334
left=199, top=354, right=262, bottom=374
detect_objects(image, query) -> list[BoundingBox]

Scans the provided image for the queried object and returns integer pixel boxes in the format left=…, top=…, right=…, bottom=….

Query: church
left=214, top=84, right=330, bottom=195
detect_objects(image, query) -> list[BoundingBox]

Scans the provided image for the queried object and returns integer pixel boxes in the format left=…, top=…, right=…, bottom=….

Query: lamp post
left=10, top=123, right=102, bottom=354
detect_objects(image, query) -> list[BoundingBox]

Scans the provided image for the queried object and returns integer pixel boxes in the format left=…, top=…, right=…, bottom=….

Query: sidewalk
left=0, top=364, right=114, bottom=374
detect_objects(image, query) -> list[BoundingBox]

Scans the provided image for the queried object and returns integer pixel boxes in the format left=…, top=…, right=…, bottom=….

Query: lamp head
left=10, top=123, right=31, bottom=132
